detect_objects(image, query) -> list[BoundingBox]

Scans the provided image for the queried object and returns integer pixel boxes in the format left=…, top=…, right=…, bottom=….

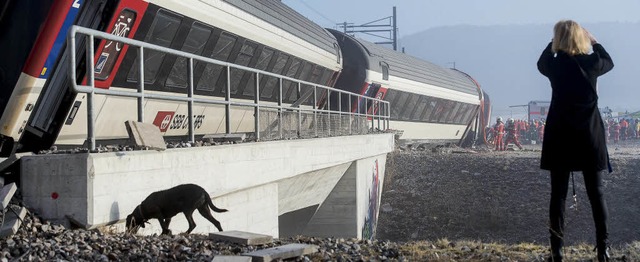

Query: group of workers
left=489, top=116, right=640, bottom=149
left=490, top=117, right=545, bottom=151
left=605, top=118, right=640, bottom=143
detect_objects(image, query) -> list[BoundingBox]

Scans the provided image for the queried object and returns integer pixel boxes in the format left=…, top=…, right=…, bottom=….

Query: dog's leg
left=159, top=218, right=172, bottom=235
left=198, top=205, right=224, bottom=232
left=184, top=210, right=197, bottom=234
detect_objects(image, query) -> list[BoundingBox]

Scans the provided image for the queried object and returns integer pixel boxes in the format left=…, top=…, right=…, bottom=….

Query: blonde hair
left=551, top=20, right=591, bottom=55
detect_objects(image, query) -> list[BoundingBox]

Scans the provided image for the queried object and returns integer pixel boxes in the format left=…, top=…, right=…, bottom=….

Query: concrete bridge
left=19, top=133, right=394, bottom=239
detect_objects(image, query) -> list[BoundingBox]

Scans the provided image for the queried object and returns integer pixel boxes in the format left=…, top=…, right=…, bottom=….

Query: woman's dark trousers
left=549, top=170, right=609, bottom=260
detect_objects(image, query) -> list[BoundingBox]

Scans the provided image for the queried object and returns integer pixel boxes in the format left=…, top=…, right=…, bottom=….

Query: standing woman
left=537, top=20, right=614, bottom=262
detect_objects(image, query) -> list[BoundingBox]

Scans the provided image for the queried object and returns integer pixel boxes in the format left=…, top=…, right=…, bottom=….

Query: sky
left=282, top=0, right=640, bottom=37
left=282, top=0, right=640, bottom=119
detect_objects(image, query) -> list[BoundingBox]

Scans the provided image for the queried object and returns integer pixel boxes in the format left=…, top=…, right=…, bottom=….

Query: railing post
left=348, top=94, right=352, bottom=135
left=327, top=90, right=331, bottom=136
left=376, top=100, right=380, bottom=130
left=278, top=78, right=283, bottom=139
left=313, top=86, right=317, bottom=137
left=138, top=47, right=144, bottom=123
left=297, top=82, right=301, bottom=138
left=188, top=57, right=195, bottom=143
left=225, top=66, right=231, bottom=134
left=338, top=91, right=342, bottom=135
left=368, top=99, right=373, bottom=131
left=255, top=72, right=260, bottom=141
left=87, top=35, right=96, bottom=151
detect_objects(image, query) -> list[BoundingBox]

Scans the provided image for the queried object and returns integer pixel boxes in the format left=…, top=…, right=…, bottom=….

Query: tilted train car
left=0, top=0, right=344, bottom=155
left=327, top=29, right=489, bottom=145
left=0, top=0, right=488, bottom=156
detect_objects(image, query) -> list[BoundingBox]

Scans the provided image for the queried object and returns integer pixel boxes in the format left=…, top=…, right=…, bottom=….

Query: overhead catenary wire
left=298, top=0, right=336, bottom=25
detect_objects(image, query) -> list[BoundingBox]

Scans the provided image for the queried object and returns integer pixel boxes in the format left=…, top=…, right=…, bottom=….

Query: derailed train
left=0, top=0, right=490, bottom=156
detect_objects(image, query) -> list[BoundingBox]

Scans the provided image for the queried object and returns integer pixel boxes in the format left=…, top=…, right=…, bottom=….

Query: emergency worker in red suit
left=611, top=119, right=620, bottom=144
left=503, top=118, right=524, bottom=149
left=620, top=119, right=628, bottom=140
left=538, top=121, right=545, bottom=142
left=494, top=117, right=505, bottom=151
left=537, top=20, right=614, bottom=262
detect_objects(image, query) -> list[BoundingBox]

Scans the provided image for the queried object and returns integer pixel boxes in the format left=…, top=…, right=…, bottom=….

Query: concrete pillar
left=302, top=162, right=357, bottom=237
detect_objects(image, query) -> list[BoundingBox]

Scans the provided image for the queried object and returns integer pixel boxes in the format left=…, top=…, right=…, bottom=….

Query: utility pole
left=337, top=6, right=398, bottom=50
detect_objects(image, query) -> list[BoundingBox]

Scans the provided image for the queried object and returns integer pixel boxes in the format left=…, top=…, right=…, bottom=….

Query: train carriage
left=0, top=0, right=343, bottom=155
left=0, top=0, right=489, bottom=156
left=328, top=29, right=488, bottom=145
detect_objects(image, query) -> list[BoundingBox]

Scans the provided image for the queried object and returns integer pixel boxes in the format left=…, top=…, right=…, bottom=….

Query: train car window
left=453, top=104, right=469, bottom=124
left=197, top=32, right=237, bottom=92
left=319, top=68, right=332, bottom=86
left=462, top=105, right=479, bottom=124
left=448, top=102, right=463, bottom=124
left=95, top=9, right=137, bottom=80
left=288, top=62, right=313, bottom=101
left=383, top=89, right=400, bottom=120
left=127, top=10, right=182, bottom=84
left=391, top=92, right=408, bottom=120
left=442, top=100, right=456, bottom=123
left=428, top=98, right=444, bottom=122
left=310, top=65, right=323, bottom=84
left=166, top=22, right=212, bottom=88
left=282, top=58, right=301, bottom=103
left=401, top=94, right=420, bottom=120
left=230, top=40, right=257, bottom=96
left=422, top=97, right=437, bottom=122
left=262, top=52, right=289, bottom=100
left=451, top=104, right=463, bottom=124
left=412, top=96, right=428, bottom=121
left=247, top=47, right=274, bottom=97
left=380, top=62, right=389, bottom=81
left=458, top=104, right=473, bottom=124
left=383, top=89, right=397, bottom=103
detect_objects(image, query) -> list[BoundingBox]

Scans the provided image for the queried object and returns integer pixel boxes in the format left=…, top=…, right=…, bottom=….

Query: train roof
left=223, top=0, right=338, bottom=55
left=353, top=36, right=480, bottom=96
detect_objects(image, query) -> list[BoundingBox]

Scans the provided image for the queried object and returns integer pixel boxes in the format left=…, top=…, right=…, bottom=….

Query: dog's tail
left=206, top=194, right=228, bottom=213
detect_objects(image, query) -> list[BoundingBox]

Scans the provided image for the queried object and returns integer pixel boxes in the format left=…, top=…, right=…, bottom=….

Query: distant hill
left=400, top=22, right=639, bottom=119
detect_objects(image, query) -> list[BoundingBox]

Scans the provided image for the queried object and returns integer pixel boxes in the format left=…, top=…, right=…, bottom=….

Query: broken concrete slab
left=124, top=120, right=166, bottom=151
left=0, top=152, right=33, bottom=174
left=1, top=182, right=17, bottom=210
left=211, top=256, right=252, bottom=262
left=243, top=243, right=318, bottom=262
left=0, top=206, right=27, bottom=238
left=203, top=133, right=246, bottom=143
left=209, top=230, right=273, bottom=245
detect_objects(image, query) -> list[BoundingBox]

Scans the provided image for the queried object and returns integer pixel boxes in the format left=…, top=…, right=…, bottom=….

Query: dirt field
left=377, top=140, right=640, bottom=248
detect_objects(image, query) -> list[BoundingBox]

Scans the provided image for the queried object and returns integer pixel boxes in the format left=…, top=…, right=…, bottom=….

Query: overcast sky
left=282, top=0, right=640, bottom=36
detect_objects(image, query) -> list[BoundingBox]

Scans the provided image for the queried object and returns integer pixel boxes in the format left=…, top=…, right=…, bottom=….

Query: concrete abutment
left=20, top=134, right=394, bottom=239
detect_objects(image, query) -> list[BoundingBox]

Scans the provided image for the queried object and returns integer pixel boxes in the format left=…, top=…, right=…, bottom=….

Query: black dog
left=126, top=184, right=228, bottom=235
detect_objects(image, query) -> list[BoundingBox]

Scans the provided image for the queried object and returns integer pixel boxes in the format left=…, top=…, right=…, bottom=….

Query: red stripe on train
left=23, top=0, right=73, bottom=77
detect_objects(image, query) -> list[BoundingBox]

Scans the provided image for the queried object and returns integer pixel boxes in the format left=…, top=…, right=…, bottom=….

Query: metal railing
left=68, top=26, right=390, bottom=150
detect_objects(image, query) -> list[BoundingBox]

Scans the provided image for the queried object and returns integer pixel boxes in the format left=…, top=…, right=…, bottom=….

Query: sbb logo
left=153, top=111, right=175, bottom=132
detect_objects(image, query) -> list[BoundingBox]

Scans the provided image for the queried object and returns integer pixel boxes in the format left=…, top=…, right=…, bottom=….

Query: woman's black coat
left=537, top=42, right=614, bottom=172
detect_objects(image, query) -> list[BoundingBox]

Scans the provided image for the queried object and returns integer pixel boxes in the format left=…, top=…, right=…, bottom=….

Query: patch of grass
left=399, top=239, right=640, bottom=261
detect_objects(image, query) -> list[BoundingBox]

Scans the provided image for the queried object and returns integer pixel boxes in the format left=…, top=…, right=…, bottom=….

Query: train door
left=18, top=0, right=121, bottom=153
